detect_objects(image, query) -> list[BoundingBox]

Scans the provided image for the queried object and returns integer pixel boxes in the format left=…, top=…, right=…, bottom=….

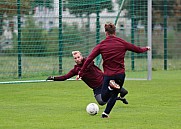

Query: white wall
left=33, top=0, right=131, bottom=34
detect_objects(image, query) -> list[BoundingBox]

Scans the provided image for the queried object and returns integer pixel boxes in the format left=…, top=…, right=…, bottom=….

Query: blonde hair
left=72, top=51, right=82, bottom=56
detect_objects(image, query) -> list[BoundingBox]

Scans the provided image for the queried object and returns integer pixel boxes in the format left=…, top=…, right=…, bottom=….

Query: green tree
left=0, top=0, right=54, bottom=36
left=31, top=0, right=54, bottom=10
left=117, top=0, right=176, bottom=26
left=152, top=0, right=176, bottom=27
left=21, top=17, right=48, bottom=56
left=0, top=0, right=30, bottom=35
left=66, top=0, right=113, bottom=30
left=62, top=23, right=86, bottom=56
left=66, top=0, right=113, bottom=17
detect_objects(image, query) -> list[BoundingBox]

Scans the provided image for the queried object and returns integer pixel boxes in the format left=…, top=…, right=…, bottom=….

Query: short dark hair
left=104, top=23, right=116, bottom=34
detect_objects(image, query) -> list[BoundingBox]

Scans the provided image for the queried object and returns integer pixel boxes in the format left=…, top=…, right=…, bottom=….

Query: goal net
left=0, top=0, right=151, bottom=83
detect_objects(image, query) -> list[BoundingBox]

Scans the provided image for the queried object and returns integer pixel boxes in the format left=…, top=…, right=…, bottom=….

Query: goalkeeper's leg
left=95, top=94, right=107, bottom=106
left=93, top=86, right=107, bottom=106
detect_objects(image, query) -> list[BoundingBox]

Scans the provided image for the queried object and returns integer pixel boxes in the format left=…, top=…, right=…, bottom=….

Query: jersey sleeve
left=54, top=69, right=77, bottom=81
left=79, top=44, right=100, bottom=77
left=124, top=41, right=148, bottom=53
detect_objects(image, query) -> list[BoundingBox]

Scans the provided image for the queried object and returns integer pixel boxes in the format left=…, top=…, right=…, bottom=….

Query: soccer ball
left=86, top=103, right=99, bottom=115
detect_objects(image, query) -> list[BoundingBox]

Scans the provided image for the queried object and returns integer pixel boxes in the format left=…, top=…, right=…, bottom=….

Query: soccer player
left=47, top=51, right=128, bottom=106
left=78, top=23, right=151, bottom=118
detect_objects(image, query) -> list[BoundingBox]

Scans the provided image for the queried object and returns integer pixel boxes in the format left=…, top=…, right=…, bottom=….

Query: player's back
left=99, top=36, right=127, bottom=76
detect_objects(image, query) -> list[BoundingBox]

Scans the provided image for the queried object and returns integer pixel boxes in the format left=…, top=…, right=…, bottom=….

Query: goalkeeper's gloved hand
left=46, top=76, right=54, bottom=81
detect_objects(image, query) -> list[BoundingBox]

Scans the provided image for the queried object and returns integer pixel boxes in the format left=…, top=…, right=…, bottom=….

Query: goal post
left=147, top=0, right=152, bottom=80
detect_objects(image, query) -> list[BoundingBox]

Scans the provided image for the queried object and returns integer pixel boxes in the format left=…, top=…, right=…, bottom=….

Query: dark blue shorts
left=93, top=86, right=102, bottom=97
left=101, top=73, right=126, bottom=102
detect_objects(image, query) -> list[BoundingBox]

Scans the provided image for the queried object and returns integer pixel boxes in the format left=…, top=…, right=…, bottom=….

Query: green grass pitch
left=0, top=70, right=180, bottom=129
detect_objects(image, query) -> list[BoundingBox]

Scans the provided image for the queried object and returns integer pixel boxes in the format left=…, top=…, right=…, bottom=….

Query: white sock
left=102, top=112, right=109, bottom=116
left=108, top=86, right=113, bottom=91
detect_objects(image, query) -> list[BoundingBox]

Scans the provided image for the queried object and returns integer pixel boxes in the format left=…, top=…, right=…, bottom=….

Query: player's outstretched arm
left=125, top=40, right=151, bottom=53
left=46, top=69, right=77, bottom=81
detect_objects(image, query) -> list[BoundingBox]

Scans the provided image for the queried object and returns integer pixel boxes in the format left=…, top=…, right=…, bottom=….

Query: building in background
left=33, top=0, right=131, bottom=35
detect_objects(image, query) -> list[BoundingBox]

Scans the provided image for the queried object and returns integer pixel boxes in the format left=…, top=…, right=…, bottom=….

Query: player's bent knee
left=95, top=94, right=106, bottom=106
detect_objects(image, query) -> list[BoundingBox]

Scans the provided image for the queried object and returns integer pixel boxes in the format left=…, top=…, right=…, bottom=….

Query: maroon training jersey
left=79, top=36, right=149, bottom=76
left=54, top=58, right=103, bottom=89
